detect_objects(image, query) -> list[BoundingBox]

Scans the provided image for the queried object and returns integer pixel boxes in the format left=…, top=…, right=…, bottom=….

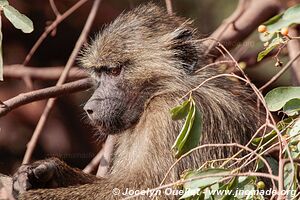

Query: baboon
left=12, top=3, right=260, bottom=200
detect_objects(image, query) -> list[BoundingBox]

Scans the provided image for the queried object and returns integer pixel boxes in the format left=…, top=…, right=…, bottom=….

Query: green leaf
left=170, top=100, right=191, bottom=120
left=282, top=4, right=300, bottom=23
left=284, top=163, right=297, bottom=194
left=288, top=118, right=300, bottom=138
left=179, top=104, right=202, bottom=157
left=283, top=98, right=300, bottom=116
left=256, top=157, right=279, bottom=177
left=252, top=117, right=293, bottom=147
left=172, top=100, right=194, bottom=154
left=264, top=13, right=284, bottom=26
left=180, top=169, right=229, bottom=199
left=220, top=177, right=238, bottom=200
left=287, top=118, right=300, bottom=156
left=178, top=101, right=197, bottom=151
left=266, top=157, right=279, bottom=176
left=251, top=130, right=277, bottom=147
left=0, top=0, right=9, bottom=6
left=180, top=188, right=201, bottom=199
left=265, top=87, right=300, bottom=112
left=257, top=37, right=284, bottom=62
left=217, top=176, right=256, bottom=199
left=3, top=4, right=33, bottom=33
left=259, top=4, right=300, bottom=42
left=172, top=98, right=203, bottom=158
left=244, top=184, right=256, bottom=199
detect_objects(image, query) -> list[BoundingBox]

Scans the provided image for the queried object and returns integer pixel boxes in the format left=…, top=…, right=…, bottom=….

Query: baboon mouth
left=91, top=118, right=124, bottom=135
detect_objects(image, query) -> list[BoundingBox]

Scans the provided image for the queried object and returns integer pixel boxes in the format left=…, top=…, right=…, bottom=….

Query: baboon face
left=81, top=25, right=159, bottom=134
left=80, top=5, right=198, bottom=135
left=82, top=60, right=151, bottom=135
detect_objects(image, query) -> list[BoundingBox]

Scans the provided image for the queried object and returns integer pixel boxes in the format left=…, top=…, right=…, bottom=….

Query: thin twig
left=125, top=171, right=278, bottom=200
left=21, top=0, right=89, bottom=88
left=165, top=0, right=173, bottom=15
left=287, top=28, right=300, bottom=86
left=160, top=143, right=275, bottom=188
left=49, top=0, right=61, bottom=16
left=22, top=0, right=88, bottom=66
left=22, top=0, right=102, bottom=164
left=83, top=135, right=115, bottom=177
left=259, top=51, right=300, bottom=91
left=83, top=149, right=104, bottom=174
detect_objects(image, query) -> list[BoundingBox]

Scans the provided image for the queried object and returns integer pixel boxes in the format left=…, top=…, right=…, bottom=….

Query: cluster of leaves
left=0, top=0, right=34, bottom=80
left=254, top=87, right=300, bottom=198
left=170, top=87, right=300, bottom=199
left=180, top=169, right=262, bottom=200
left=171, top=5, right=300, bottom=195
left=169, top=97, right=265, bottom=199
left=257, top=4, right=300, bottom=62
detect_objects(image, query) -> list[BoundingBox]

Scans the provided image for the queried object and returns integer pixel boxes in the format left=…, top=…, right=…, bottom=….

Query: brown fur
left=16, top=3, right=260, bottom=200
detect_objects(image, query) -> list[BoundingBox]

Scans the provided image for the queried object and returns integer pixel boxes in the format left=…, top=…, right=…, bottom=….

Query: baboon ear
left=171, top=27, right=198, bottom=74
left=173, top=28, right=193, bottom=41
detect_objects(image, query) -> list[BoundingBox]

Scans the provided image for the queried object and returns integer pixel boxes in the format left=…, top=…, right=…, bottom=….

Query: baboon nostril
left=86, top=109, right=93, bottom=115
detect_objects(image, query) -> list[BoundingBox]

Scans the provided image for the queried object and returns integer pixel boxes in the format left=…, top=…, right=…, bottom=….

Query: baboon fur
left=14, top=3, right=260, bottom=200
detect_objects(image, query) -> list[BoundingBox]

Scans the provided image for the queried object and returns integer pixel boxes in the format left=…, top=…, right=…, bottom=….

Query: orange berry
left=258, top=25, right=267, bottom=33
left=281, top=27, right=289, bottom=36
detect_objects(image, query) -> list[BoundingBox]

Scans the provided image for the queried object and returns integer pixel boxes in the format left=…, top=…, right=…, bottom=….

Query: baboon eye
left=106, top=66, right=122, bottom=76
left=94, top=67, right=103, bottom=74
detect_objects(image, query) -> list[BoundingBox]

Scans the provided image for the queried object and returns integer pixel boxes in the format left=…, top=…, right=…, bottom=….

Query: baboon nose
left=86, top=109, right=93, bottom=115
left=83, top=104, right=94, bottom=119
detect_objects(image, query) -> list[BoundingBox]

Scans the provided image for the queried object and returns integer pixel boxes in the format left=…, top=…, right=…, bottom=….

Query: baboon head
left=80, top=3, right=206, bottom=135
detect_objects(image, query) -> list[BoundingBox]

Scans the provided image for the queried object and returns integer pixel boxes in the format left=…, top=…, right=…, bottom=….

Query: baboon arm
left=18, top=167, right=171, bottom=200
left=19, top=182, right=108, bottom=200
left=19, top=178, right=152, bottom=200
left=47, top=158, right=98, bottom=186
left=13, top=158, right=98, bottom=197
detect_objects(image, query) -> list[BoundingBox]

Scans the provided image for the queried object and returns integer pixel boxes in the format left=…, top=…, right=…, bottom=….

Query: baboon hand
left=12, top=159, right=59, bottom=197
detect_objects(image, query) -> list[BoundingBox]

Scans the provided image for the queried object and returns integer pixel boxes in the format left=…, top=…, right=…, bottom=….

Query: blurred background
left=0, top=0, right=295, bottom=175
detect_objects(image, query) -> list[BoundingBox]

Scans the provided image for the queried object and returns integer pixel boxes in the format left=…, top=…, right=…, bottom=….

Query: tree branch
left=22, top=0, right=102, bottom=164
left=205, top=0, right=281, bottom=56
left=21, top=0, right=89, bottom=88
left=83, top=135, right=116, bottom=178
left=3, top=65, right=87, bottom=81
left=287, top=28, right=300, bottom=86
left=22, top=0, right=89, bottom=66
left=0, top=78, right=93, bottom=118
